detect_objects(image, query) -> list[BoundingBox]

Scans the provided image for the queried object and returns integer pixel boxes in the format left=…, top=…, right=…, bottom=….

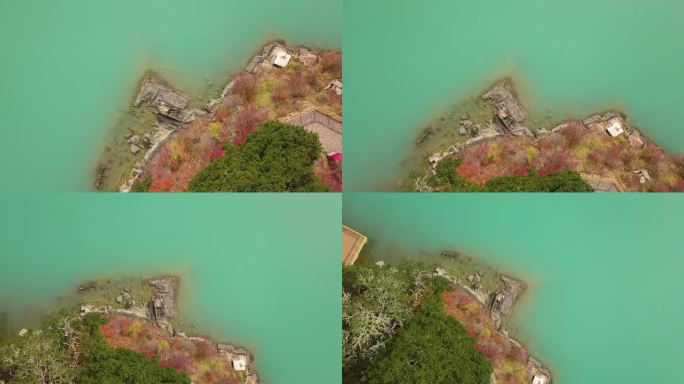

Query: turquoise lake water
left=344, top=194, right=684, bottom=383
left=0, top=194, right=341, bottom=384
left=344, top=1, right=684, bottom=191
left=0, top=0, right=340, bottom=191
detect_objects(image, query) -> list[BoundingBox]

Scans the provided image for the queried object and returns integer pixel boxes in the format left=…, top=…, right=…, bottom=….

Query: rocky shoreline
left=77, top=276, right=259, bottom=384
left=413, top=77, right=682, bottom=192
left=433, top=266, right=552, bottom=384
left=94, top=40, right=342, bottom=192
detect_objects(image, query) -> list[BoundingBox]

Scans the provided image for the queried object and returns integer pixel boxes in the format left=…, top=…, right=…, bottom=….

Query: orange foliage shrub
left=231, top=73, right=257, bottom=102
left=287, top=72, right=307, bottom=98
left=232, top=105, right=268, bottom=147
left=563, top=122, right=587, bottom=147
left=443, top=289, right=530, bottom=383
left=101, top=315, right=241, bottom=384
left=321, top=51, right=342, bottom=77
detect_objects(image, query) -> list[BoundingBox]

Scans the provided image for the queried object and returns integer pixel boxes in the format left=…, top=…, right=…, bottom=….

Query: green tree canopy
left=188, top=121, right=327, bottom=192
left=430, top=160, right=594, bottom=192
left=0, top=330, right=76, bottom=384
left=483, top=170, right=594, bottom=192
left=362, top=312, right=492, bottom=384
left=362, top=281, right=492, bottom=384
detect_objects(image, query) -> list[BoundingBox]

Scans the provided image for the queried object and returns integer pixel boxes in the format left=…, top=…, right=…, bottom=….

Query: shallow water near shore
left=0, top=0, right=340, bottom=191
left=0, top=194, right=341, bottom=384
left=344, top=194, right=684, bottom=383
left=344, top=1, right=684, bottom=191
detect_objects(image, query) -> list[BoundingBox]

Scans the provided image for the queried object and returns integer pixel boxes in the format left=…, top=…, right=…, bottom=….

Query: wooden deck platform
left=342, top=225, right=367, bottom=266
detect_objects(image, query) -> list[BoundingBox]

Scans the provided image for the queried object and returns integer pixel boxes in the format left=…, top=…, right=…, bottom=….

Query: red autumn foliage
left=538, top=150, right=571, bottom=176
left=287, top=72, right=307, bottom=98
left=602, top=145, right=624, bottom=169
left=210, top=148, right=225, bottom=161
left=512, top=165, right=529, bottom=176
left=149, top=177, right=173, bottom=192
left=272, top=86, right=291, bottom=104
left=676, top=180, right=684, bottom=192
left=324, top=91, right=342, bottom=107
left=587, top=151, right=605, bottom=167
left=215, top=106, right=232, bottom=123
left=476, top=342, right=505, bottom=365
left=443, top=289, right=533, bottom=382
left=504, top=372, right=518, bottom=384
left=563, top=122, right=586, bottom=147
left=99, top=324, right=117, bottom=339
left=321, top=51, right=342, bottom=77
left=536, top=137, right=553, bottom=152
left=101, top=315, right=241, bottom=384
left=194, top=340, right=217, bottom=359
left=232, top=105, right=268, bottom=147
left=510, top=345, right=528, bottom=362
left=472, top=143, right=491, bottom=163
left=314, top=160, right=342, bottom=192
left=303, top=68, right=320, bottom=88
left=130, top=48, right=343, bottom=194
left=641, top=145, right=666, bottom=169
left=456, top=163, right=481, bottom=182
left=161, top=354, right=193, bottom=372
left=231, top=73, right=257, bottom=102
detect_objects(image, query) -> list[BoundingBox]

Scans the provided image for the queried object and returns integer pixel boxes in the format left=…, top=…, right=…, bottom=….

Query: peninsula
left=342, top=226, right=551, bottom=384
left=95, top=41, right=342, bottom=192
left=0, top=276, right=258, bottom=384
left=408, top=78, right=684, bottom=192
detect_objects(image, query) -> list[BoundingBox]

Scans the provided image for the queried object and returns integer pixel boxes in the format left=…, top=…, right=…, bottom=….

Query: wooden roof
left=580, top=173, right=624, bottom=192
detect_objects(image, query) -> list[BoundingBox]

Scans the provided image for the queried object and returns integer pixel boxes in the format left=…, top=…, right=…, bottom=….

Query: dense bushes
left=0, top=329, right=76, bottom=384
left=431, top=159, right=594, bottom=192
left=189, top=121, right=328, bottom=192
left=343, top=265, right=492, bottom=384
left=131, top=177, right=152, bottom=192
left=363, top=308, right=492, bottom=384
left=0, top=313, right=191, bottom=384
left=483, top=170, right=594, bottom=192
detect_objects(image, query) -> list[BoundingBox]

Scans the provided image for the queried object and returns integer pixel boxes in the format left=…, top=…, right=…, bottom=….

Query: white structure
left=606, top=119, right=625, bottom=137
left=634, top=169, right=652, bottom=184
left=80, top=305, right=94, bottom=315
left=428, top=154, right=442, bottom=165
left=324, top=79, right=343, bottom=96
left=532, top=374, right=549, bottom=384
left=232, top=356, right=248, bottom=371
left=273, top=49, right=292, bottom=68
